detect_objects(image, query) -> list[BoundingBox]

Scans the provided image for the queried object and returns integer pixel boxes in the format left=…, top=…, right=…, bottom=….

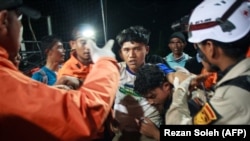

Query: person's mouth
left=128, top=60, right=136, bottom=65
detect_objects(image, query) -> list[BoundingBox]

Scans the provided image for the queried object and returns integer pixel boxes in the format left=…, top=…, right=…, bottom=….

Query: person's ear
left=118, top=50, right=124, bottom=60
left=69, top=40, right=76, bottom=51
left=0, top=11, right=8, bottom=34
left=206, top=40, right=217, bottom=59
left=44, top=48, right=52, bottom=58
left=183, top=42, right=187, bottom=47
left=145, top=45, right=149, bottom=55
left=163, top=82, right=172, bottom=91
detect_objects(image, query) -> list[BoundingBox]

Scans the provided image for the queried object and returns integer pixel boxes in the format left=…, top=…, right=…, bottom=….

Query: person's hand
left=174, top=74, right=211, bottom=93
left=189, top=73, right=212, bottom=92
left=109, top=109, right=120, bottom=133
left=173, top=76, right=180, bottom=89
left=175, top=75, right=197, bottom=94
left=135, top=117, right=160, bottom=141
left=86, top=39, right=115, bottom=63
left=170, top=71, right=193, bottom=90
left=55, top=76, right=83, bottom=90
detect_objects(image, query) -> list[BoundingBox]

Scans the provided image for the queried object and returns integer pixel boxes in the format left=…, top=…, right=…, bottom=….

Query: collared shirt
left=57, top=53, right=93, bottom=81
left=165, top=52, right=191, bottom=70
left=113, top=62, right=162, bottom=132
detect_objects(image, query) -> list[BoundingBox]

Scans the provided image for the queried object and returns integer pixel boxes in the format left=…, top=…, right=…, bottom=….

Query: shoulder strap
left=38, top=69, right=48, bottom=84
left=217, top=75, right=250, bottom=92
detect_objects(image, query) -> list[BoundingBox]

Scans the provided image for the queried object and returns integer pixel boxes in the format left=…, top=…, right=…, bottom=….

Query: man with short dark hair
left=31, top=35, right=65, bottom=85
left=57, top=23, right=94, bottom=83
left=134, top=63, right=208, bottom=140
left=112, top=25, right=161, bottom=141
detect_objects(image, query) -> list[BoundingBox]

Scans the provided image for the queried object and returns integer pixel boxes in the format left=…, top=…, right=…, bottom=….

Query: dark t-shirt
left=185, top=56, right=203, bottom=75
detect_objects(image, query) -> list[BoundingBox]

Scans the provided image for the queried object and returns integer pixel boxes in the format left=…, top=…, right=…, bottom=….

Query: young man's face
left=145, top=82, right=172, bottom=107
left=168, top=37, right=186, bottom=56
left=70, top=37, right=92, bottom=64
left=119, top=41, right=149, bottom=73
left=48, top=41, right=65, bottom=64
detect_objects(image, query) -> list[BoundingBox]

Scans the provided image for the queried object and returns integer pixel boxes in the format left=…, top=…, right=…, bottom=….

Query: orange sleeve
left=246, top=47, right=250, bottom=58
left=0, top=55, right=119, bottom=140
left=201, top=68, right=217, bottom=90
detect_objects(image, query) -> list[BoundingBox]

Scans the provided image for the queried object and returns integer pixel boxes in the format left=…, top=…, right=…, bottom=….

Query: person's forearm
left=153, top=129, right=160, bottom=141
left=165, top=88, right=192, bottom=124
left=77, top=57, right=120, bottom=129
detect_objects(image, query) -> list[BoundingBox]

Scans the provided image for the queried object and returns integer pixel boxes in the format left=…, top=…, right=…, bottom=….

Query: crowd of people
left=0, top=0, right=250, bottom=141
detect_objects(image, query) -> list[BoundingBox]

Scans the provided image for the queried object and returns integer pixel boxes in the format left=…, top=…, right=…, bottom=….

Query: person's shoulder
left=165, top=53, right=173, bottom=61
left=31, top=71, right=40, bottom=77
left=166, top=53, right=172, bottom=57
left=60, top=58, right=77, bottom=69
left=183, top=52, right=192, bottom=59
left=118, top=62, right=135, bottom=76
left=186, top=56, right=196, bottom=63
left=118, top=62, right=126, bottom=68
left=63, top=56, right=75, bottom=64
left=31, top=69, right=44, bottom=79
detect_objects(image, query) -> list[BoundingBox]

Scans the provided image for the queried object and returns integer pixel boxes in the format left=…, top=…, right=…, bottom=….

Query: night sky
left=20, top=0, right=203, bottom=73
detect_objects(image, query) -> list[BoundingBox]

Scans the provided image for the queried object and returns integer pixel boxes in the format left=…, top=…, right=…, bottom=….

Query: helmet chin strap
left=209, top=63, right=220, bottom=72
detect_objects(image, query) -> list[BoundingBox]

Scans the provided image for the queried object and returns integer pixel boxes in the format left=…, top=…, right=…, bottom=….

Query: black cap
left=169, top=32, right=186, bottom=43
left=0, top=0, right=41, bottom=19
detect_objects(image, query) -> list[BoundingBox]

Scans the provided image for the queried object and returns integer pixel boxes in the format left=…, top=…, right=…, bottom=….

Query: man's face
left=119, top=41, right=149, bottom=73
left=168, top=38, right=185, bottom=56
left=48, top=41, right=65, bottom=64
left=71, top=37, right=92, bottom=63
left=145, top=82, right=172, bottom=107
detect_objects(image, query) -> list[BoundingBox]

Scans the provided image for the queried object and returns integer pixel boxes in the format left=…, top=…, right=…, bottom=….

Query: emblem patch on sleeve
left=193, top=102, right=218, bottom=125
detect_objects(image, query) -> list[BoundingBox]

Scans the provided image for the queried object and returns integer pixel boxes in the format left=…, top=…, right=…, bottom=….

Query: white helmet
left=188, top=0, right=250, bottom=43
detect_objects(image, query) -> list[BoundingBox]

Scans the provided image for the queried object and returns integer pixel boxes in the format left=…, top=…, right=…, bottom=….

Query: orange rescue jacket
left=57, top=53, right=93, bottom=81
left=0, top=47, right=119, bottom=141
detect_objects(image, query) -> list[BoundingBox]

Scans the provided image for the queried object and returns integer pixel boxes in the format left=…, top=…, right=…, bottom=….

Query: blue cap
left=156, top=63, right=175, bottom=75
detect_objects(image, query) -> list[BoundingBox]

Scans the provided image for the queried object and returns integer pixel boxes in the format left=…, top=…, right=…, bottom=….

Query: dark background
left=20, top=0, right=203, bottom=73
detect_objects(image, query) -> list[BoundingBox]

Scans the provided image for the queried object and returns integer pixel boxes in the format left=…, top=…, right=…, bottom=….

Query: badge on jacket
left=193, top=102, right=219, bottom=125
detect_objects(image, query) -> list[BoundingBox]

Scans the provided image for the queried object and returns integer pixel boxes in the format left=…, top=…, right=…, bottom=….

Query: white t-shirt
left=113, top=62, right=162, bottom=132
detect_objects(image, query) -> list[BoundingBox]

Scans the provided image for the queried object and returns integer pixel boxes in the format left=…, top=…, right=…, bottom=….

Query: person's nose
left=63, top=48, right=66, bottom=53
left=83, top=47, right=90, bottom=52
left=128, top=50, right=135, bottom=57
left=147, top=99, right=154, bottom=105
